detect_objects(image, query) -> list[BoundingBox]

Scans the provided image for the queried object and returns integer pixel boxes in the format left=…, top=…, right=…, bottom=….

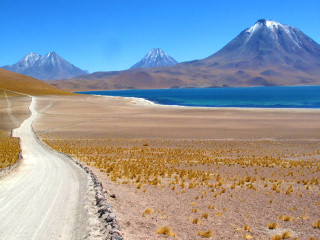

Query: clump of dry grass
left=201, top=212, right=209, bottom=219
left=198, top=230, right=213, bottom=238
left=244, top=234, right=253, bottom=239
left=281, top=231, right=292, bottom=239
left=271, top=235, right=282, bottom=240
left=279, top=215, right=292, bottom=221
left=192, top=218, right=199, bottom=224
left=313, top=219, right=320, bottom=228
left=215, top=211, right=224, bottom=217
left=244, top=224, right=250, bottom=232
left=268, top=222, right=278, bottom=229
left=272, top=231, right=292, bottom=240
left=156, top=226, right=177, bottom=237
left=0, top=130, right=20, bottom=168
left=142, top=208, right=154, bottom=217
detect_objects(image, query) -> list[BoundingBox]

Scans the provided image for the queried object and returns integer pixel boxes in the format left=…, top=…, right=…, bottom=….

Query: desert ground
left=34, top=94, right=320, bottom=240
left=0, top=91, right=99, bottom=240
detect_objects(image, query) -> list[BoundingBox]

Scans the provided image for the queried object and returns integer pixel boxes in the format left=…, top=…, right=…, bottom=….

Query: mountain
left=130, top=48, right=178, bottom=69
left=50, top=19, right=320, bottom=91
left=0, top=68, right=71, bottom=95
left=2, top=52, right=87, bottom=80
left=194, top=19, right=320, bottom=74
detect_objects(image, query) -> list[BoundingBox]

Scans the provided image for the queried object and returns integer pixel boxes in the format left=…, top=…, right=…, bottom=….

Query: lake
left=77, top=86, right=320, bottom=108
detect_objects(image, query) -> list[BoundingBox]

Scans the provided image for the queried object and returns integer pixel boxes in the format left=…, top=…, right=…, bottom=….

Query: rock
left=105, top=213, right=116, bottom=223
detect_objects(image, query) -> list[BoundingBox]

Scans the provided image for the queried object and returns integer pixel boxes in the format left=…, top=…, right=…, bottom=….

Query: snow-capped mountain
left=201, top=19, right=320, bottom=71
left=54, top=19, right=320, bottom=90
left=2, top=52, right=87, bottom=80
left=130, top=48, right=178, bottom=69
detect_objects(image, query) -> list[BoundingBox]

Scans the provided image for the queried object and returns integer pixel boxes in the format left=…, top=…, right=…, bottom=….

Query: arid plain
left=33, top=94, right=320, bottom=240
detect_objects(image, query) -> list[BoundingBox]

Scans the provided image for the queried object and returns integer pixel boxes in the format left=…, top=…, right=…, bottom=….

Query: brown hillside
left=0, top=68, right=72, bottom=95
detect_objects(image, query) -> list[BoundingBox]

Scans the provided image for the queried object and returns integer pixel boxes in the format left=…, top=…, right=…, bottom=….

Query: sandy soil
left=0, top=91, right=31, bottom=130
left=34, top=94, right=320, bottom=240
left=35, top=95, right=320, bottom=140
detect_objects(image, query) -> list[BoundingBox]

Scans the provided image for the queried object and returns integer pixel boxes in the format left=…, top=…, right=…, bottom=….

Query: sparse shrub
left=192, top=218, right=199, bottom=224
left=142, top=208, right=154, bottom=217
left=268, top=222, right=278, bottom=229
left=244, top=234, right=253, bottom=239
left=313, top=219, right=320, bottom=228
left=281, top=231, right=292, bottom=239
left=198, top=230, right=213, bottom=238
left=201, top=212, right=209, bottom=219
left=156, top=226, right=177, bottom=237
left=279, top=215, right=292, bottom=221
left=271, top=235, right=282, bottom=240
left=244, top=224, right=250, bottom=232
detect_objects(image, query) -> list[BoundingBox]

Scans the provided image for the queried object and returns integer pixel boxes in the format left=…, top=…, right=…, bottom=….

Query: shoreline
left=93, top=94, right=320, bottom=113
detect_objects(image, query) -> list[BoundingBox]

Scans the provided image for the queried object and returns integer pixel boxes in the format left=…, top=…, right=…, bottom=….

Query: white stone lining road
left=0, top=95, right=91, bottom=240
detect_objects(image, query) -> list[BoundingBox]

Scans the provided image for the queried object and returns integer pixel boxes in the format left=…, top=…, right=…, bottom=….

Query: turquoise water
left=78, top=86, right=320, bottom=108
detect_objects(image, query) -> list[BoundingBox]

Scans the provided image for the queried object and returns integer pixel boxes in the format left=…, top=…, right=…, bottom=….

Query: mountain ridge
left=48, top=19, right=320, bottom=91
left=2, top=52, right=87, bottom=80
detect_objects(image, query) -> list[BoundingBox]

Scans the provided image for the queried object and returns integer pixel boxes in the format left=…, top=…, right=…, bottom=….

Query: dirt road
left=0, top=96, right=89, bottom=240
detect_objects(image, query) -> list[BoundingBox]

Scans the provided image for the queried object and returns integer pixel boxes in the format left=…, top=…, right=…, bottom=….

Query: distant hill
left=2, top=52, right=87, bottom=80
left=130, top=48, right=178, bottom=69
left=49, top=19, right=320, bottom=91
left=0, top=68, right=71, bottom=95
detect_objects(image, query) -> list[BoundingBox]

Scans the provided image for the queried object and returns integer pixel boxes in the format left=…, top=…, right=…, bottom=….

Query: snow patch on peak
left=246, top=19, right=285, bottom=34
left=244, top=19, right=303, bottom=49
left=130, top=48, right=178, bottom=69
left=22, top=52, right=42, bottom=67
left=265, top=20, right=280, bottom=29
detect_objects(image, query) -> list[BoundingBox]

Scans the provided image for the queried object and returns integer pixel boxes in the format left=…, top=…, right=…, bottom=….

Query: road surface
left=0, top=96, right=89, bottom=240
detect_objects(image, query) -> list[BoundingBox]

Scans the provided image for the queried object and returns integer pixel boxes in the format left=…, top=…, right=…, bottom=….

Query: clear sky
left=0, top=0, right=319, bottom=72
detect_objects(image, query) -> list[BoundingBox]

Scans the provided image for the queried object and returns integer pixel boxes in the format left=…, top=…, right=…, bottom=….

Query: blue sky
left=0, top=0, right=319, bottom=72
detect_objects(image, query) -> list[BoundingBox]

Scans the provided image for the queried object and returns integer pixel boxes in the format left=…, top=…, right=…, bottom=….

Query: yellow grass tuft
left=142, top=208, right=154, bottom=217
left=198, top=230, right=213, bottom=238
left=271, top=232, right=292, bottom=240
left=215, top=211, right=224, bottom=217
left=0, top=130, right=20, bottom=169
left=279, top=215, right=292, bottom=221
left=156, top=226, right=177, bottom=237
left=192, top=218, right=199, bottom=224
left=201, top=212, right=209, bottom=219
left=281, top=231, right=292, bottom=239
left=244, top=234, right=253, bottom=239
left=271, top=235, right=282, bottom=240
left=268, top=222, right=278, bottom=229
left=313, top=219, right=320, bottom=228
left=244, top=224, right=250, bottom=232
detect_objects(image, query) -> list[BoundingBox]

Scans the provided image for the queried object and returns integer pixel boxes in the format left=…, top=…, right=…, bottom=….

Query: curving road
left=0, top=96, right=89, bottom=240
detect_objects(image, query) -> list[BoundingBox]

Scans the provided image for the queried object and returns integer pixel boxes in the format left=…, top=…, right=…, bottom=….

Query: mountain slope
left=197, top=19, right=320, bottom=72
left=3, top=52, right=87, bottom=80
left=130, top=48, right=178, bottom=69
left=50, top=19, right=320, bottom=91
left=0, top=68, right=71, bottom=95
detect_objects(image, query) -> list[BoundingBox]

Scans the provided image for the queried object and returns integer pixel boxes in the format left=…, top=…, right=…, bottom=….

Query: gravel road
left=0, top=96, right=90, bottom=240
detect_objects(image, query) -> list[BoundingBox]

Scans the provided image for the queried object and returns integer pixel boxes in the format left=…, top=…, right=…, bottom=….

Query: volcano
left=2, top=52, right=87, bottom=80
left=50, top=19, right=320, bottom=90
